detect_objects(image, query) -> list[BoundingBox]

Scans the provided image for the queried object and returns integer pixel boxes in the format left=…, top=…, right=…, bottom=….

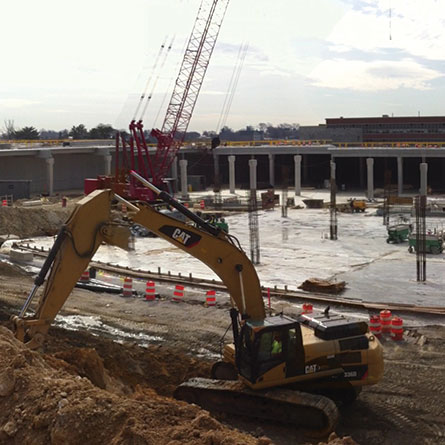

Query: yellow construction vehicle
left=347, top=198, right=367, bottom=213
left=10, top=171, right=383, bottom=434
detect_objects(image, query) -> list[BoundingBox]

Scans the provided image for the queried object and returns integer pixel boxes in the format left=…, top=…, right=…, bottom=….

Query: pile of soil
left=0, top=206, right=70, bottom=238
left=0, top=326, right=262, bottom=445
left=298, top=278, right=346, bottom=294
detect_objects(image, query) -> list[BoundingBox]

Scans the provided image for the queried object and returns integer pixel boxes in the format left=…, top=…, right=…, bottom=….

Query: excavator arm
left=11, top=182, right=265, bottom=348
left=131, top=205, right=265, bottom=320
left=12, top=189, right=131, bottom=348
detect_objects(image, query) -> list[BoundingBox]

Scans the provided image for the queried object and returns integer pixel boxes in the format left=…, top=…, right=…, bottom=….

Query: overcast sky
left=2, top=0, right=445, bottom=133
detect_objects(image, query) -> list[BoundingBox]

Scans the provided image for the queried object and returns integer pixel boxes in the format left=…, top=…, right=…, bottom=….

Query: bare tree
left=2, top=120, right=15, bottom=139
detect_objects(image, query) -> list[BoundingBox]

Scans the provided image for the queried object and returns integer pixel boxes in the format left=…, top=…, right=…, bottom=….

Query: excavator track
left=174, top=377, right=339, bottom=436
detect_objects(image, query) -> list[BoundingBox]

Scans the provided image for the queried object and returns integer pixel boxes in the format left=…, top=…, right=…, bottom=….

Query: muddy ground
left=0, top=201, right=444, bottom=444
left=0, top=266, right=444, bottom=445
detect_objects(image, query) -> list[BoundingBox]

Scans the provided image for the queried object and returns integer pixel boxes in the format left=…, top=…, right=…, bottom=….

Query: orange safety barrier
left=145, top=281, right=156, bottom=301
left=122, top=277, right=133, bottom=298
left=380, top=309, right=392, bottom=334
left=369, top=315, right=382, bottom=338
left=172, top=284, right=184, bottom=302
left=79, top=270, right=90, bottom=282
left=390, top=316, right=404, bottom=341
left=205, top=290, right=216, bottom=306
left=302, top=303, right=313, bottom=314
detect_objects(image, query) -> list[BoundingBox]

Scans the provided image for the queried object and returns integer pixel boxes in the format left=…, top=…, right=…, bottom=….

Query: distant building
left=298, top=124, right=362, bottom=143
left=326, top=115, right=445, bottom=143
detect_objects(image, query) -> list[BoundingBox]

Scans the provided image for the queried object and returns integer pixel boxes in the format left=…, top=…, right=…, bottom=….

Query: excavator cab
left=237, top=315, right=305, bottom=387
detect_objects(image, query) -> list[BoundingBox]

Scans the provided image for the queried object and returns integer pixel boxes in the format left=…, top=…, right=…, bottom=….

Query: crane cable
left=216, top=40, right=249, bottom=134
left=132, top=37, right=168, bottom=121
left=139, top=35, right=176, bottom=122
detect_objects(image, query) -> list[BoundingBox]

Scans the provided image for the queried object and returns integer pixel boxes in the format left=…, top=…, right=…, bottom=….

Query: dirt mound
left=0, top=261, right=30, bottom=278
left=44, top=327, right=213, bottom=398
left=0, top=326, right=261, bottom=445
left=298, top=278, right=346, bottom=294
left=0, top=206, right=70, bottom=238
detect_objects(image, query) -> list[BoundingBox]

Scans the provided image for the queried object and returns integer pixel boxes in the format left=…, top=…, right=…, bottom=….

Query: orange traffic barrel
left=369, top=315, right=382, bottom=338
left=380, top=309, right=392, bottom=334
left=79, top=270, right=90, bottom=282
left=2, top=200, right=7, bottom=207
left=302, top=303, right=313, bottom=314
left=200, top=200, right=205, bottom=209
left=172, top=284, right=184, bottom=302
left=206, top=290, right=216, bottom=306
left=391, top=316, right=404, bottom=341
left=145, top=281, right=156, bottom=301
left=122, top=277, right=133, bottom=298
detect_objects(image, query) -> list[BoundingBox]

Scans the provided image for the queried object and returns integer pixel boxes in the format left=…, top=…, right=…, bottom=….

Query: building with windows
left=325, top=115, right=445, bottom=143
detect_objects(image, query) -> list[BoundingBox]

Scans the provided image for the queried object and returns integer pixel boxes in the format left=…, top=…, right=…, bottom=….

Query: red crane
left=108, top=0, right=231, bottom=201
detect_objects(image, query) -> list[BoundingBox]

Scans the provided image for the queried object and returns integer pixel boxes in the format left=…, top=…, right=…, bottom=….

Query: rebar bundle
left=415, top=195, right=426, bottom=282
left=248, top=189, right=260, bottom=264
left=330, top=161, right=337, bottom=240
left=383, top=169, right=392, bottom=226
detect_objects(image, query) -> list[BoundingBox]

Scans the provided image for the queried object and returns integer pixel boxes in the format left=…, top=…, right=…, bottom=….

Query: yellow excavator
left=10, top=171, right=384, bottom=434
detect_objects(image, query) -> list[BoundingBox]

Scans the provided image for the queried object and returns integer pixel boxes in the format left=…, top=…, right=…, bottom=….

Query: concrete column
left=46, top=157, right=55, bottom=196
left=397, top=156, right=403, bottom=196
left=268, top=154, right=275, bottom=187
left=179, top=159, right=188, bottom=199
left=420, top=162, right=428, bottom=196
left=228, top=155, right=236, bottom=193
left=38, top=151, right=54, bottom=196
left=366, top=158, right=374, bottom=200
left=171, top=156, right=178, bottom=182
left=95, top=147, right=111, bottom=176
left=294, top=155, right=302, bottom=196
left=104, top=154, right=112, bottom=176
left=249, top=159, right=257, bottom=190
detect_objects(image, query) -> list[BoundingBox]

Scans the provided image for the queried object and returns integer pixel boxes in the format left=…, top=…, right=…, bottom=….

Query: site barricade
left=123, top=277, right=133, bottom=298
left=145, top=281, right=156, bottom=301
left=173, top=284, right=184, bottom=302
left=369, top=315, right=382, bottom=338
left=391, top=316, right=404, bottom=341
left=380, top=309, right=392, bottom=334
left=205, top=290, right=216, bottom=307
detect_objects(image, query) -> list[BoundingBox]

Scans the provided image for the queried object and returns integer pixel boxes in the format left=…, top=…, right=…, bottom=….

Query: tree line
left=1, top=120, right=300, bottom=141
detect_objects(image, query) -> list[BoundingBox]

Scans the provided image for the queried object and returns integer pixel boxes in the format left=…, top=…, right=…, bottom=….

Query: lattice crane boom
left=149, top=0, right=230, bottom=186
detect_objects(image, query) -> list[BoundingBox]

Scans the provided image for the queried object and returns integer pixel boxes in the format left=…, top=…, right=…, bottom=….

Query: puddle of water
left=54, top=314, right=164, bottom=345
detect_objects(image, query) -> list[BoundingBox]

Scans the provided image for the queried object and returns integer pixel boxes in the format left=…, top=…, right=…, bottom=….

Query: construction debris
left=298, top=278, right=346, bottom=294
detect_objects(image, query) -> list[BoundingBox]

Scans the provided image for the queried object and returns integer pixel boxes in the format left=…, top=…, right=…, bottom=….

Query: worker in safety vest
left=271, top=333, right=282, bottom=355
